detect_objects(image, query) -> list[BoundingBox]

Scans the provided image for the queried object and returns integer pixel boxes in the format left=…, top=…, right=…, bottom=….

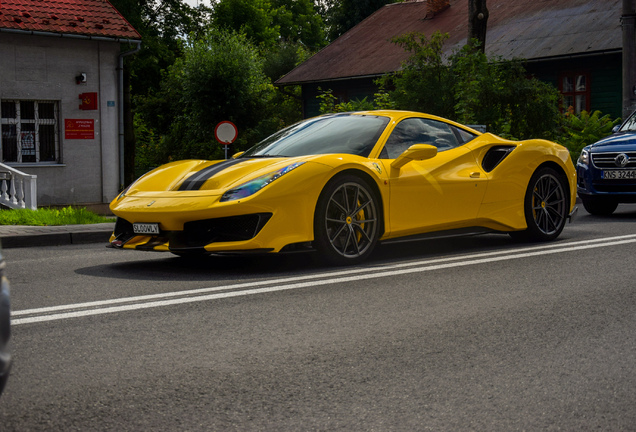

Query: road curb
left=1, top=230, right=113, bottom=248
left=0, top=223, right=115, bottom=249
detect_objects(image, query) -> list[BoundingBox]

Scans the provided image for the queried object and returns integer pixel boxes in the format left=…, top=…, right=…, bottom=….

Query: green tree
left=451, top=41, right=560, bottom=139
left=109, top=0, right=212, bottom=183
left=111, top=0, right=212, bottom=99
left=213, top=0, right=280, bottom=47
left=380, top=33, right=561, bottom=140
left=213, top=0, right=326, bottom=48
left=378, top=31, right=456, bottom=119
left=159, top=29, right=275, bottom=161
left=321, top=0, right=400, bottom=41
left=272, top=0, right=326, bottom=49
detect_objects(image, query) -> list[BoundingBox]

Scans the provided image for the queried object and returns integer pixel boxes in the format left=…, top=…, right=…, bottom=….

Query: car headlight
left=220, top=162, right=305, bottom=202
left=115, top=177, right=141, bottom=201
left=578, top=149, right=589, bottom=166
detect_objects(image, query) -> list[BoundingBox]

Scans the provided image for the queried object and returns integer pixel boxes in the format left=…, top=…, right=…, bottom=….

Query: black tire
left=581, top=196, right=618, bottom=216
left=510, top=167, right=568, bottom=242
left=314, top=174, right=381, bottom=265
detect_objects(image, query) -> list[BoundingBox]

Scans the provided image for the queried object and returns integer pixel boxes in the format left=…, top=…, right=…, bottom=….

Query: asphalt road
left=1, top=205, right=636, bottom=431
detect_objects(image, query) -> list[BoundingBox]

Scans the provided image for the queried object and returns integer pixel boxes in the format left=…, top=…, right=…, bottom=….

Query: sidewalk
left=0, top=223, right=115, bottom=248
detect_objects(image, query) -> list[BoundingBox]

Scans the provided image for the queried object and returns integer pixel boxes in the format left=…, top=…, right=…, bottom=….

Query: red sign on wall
left=79, top=92, right=98, bottom=110
left=65, top=119, right=95, bottom=139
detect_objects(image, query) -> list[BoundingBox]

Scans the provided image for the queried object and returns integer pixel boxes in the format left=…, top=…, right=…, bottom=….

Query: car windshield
left=619, top=111, right=636, bottom=132
left=241, top=114, right=391, bottom=158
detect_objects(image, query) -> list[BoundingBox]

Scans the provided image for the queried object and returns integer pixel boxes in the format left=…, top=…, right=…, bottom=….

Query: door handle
left=470, top=172, right=481, bottom=178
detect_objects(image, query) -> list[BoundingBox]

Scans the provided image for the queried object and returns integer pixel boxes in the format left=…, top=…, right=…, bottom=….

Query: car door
left=380, top=117, right=488, bottom=237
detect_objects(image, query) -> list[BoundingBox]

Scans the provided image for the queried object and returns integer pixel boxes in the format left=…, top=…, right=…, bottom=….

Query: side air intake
left=482, top=146, right=516, bottom=172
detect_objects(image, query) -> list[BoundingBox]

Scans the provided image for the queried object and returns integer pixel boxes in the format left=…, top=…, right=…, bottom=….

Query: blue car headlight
left=578, top=149, right=589, bottom=166
left=220, top=162, right=305, bottom=202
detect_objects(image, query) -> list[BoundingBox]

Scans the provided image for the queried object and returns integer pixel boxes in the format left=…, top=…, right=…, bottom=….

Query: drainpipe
left=118, top=41, right=142, bottom=188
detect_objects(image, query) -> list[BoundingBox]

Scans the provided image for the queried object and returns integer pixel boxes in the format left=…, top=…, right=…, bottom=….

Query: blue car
left=0, top=243, right=10, bottom=397
left=577, top=111, right=636, bottom=215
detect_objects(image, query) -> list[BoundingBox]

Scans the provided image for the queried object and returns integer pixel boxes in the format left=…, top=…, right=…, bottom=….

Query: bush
left=556, top=109, right=621, bottom=162
left=317, top=88, right=375, bottom=114
left=158, top=28, right=275, bottom=161
left=451, top=42, right=560, bottom=140
left=378, top=31, right=456, bottom=119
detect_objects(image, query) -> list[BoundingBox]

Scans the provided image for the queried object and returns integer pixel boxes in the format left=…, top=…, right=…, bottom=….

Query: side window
left=452, top=125, right=478, bottom=144
left=380, top=118, right=462, bottom=159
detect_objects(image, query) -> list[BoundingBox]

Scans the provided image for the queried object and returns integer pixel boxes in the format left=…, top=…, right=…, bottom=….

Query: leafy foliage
left=133, top=112, right=164, bottom=177
left=213, top=0, right=326, bottom=49
left=375, top=34, right=561, bottom=140
left=272, top=0, right=327, bottom=49
left=109, top=0, right=213, bottom=184
left=378, top=31, right=456, bottom=118
left=317, top=89, right=374, bottom=114
left=213, top=0, right=281, bottom=47
left=556, top=110, right=621, bottom=161
left=451, top=41, right=560, bottom=140
left=111, top=0, right=211, bottom=97
left=158, top=29, right=275, bottom=161
left=321, top=0, right=400, bottom=41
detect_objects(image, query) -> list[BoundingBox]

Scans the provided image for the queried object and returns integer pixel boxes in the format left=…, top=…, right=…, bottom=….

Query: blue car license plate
left=602, top=169, right=636, bottom=179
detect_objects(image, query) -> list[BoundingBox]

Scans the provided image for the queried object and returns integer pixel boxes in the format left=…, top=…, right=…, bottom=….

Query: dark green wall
left=526, top=52, right=622, bottom=120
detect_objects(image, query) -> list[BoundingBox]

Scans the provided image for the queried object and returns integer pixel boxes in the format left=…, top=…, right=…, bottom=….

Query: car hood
left=125, top=156, right=327, bottom=196
left=588, top=132, right=636, bottom=153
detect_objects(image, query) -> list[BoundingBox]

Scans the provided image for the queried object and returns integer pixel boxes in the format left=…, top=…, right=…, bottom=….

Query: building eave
left=0, top=27, right=141, bottom=44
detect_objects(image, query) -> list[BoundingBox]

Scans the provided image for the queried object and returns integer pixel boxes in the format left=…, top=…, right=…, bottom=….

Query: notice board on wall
left=65, top=119, right=95, bottom=139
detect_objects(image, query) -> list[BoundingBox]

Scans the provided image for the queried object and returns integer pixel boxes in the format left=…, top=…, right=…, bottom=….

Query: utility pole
left=468, top=0, right=489, bottom=53
left=623, top=0, right=636, bottom=118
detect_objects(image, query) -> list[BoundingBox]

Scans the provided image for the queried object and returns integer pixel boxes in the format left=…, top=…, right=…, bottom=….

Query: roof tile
left=277, top=0, right=621, bottom=85
left=0, top=0, right=141, bottom=40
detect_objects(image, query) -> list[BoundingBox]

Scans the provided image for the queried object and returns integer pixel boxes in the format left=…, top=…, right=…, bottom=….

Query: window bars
left=0, top=100, right=59, bottom=164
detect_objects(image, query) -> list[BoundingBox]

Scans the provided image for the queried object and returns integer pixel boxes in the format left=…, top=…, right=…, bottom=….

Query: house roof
left=277, top=0, right=622, bottom=86
left=0, top=0, right=141, bottom=41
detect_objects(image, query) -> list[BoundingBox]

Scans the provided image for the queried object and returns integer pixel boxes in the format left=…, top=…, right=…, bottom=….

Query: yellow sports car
left=109, top=110, right=577, bottom=265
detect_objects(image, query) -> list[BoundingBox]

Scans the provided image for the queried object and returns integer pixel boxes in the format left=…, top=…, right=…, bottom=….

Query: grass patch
left=0, top=206, right=114, bottom=226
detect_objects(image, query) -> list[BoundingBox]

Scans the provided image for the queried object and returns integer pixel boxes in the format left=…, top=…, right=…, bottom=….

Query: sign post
left=214, top=121, right=238, bottom=159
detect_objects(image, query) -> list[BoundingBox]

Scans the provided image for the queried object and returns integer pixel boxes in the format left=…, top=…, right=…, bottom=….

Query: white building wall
left=0, top=32, right=121, bottom=207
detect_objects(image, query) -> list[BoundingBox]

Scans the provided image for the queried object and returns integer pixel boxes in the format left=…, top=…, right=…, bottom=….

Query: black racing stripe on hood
left=178, top=159, right=246, bottom=191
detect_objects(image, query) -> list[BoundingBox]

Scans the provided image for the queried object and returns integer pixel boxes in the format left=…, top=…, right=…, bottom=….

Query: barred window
left=1, top=100, right=60, bottom=163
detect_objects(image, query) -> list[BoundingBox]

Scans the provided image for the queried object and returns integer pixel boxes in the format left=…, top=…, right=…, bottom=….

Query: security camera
left=75, top=73, right=87, bottom=84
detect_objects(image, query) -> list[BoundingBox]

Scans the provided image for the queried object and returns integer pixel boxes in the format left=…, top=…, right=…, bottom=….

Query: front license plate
left=133, top=223, right=160, bottom=235
left=602, top=169, right=636, bottom=180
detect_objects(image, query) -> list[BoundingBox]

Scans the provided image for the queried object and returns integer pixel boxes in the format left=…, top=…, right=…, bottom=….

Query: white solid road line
left=12, top=234, right=636, bottom=325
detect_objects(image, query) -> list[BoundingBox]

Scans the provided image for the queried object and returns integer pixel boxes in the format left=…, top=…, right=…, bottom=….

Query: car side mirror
left=231, top=151, right=245, bottom=159
left=390, top=144, right=438, bottom=170
left=612, top=125, right=620, bottom=134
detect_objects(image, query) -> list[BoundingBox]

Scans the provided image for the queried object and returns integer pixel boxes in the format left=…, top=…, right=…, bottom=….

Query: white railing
left=0, top=163, right=37, bottom=210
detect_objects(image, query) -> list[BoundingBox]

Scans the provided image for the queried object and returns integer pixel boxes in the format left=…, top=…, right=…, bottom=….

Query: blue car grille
left=591, top=151, right=636, bottom=169
left=594, top=184, right=636, bottom=192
